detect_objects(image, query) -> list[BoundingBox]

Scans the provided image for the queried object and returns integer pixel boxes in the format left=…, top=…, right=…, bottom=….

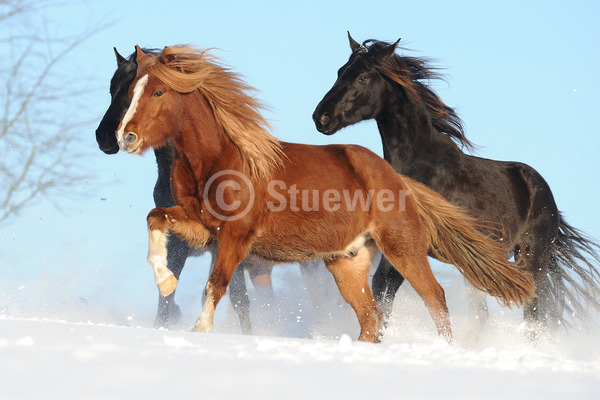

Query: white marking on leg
left=116, top=74, right=149, bottom=145
left=193, top=285, right=216, bottom=332
left=147, top=228, right=177, bottom=297
left=344, top=233, right=368, bottom=257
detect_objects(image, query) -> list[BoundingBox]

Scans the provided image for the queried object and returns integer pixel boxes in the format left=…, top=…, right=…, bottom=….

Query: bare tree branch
left=0, top=1, right=110, bottom=225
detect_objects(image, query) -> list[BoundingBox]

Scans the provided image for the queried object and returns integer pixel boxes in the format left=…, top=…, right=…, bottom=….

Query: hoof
left=192, top=317, right=213, bottom=333
left=358, top=332, right=379, bottom=343
left=157, top=275, right=178, bottom=297
left=154, top=295, right=182, bottom=329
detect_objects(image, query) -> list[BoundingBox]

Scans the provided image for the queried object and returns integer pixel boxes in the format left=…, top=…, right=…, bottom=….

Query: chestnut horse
left=116, top=45, right=535, bottom=342
left=313, top=34, right=600, bottom=334
left=95, top=48, right=321, bottom=333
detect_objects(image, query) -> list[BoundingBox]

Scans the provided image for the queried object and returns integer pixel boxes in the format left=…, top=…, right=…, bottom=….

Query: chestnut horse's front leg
left=146, top=206, right=212, bottom=297
left=193, top=233, right=253, bottom=333
left=147, top=228, right=178, bottom=297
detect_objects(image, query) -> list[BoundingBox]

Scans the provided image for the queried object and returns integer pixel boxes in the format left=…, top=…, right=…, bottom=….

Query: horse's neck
left=376, top=97, right=466, bottom=187
left=172, top=97, right=242, bottom=182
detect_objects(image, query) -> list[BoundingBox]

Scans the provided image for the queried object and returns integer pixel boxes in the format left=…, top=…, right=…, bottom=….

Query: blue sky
left=1, top=0, right=599, bottom=324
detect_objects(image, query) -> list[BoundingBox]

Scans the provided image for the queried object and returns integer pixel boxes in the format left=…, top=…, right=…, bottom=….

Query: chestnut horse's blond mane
left=138, top=45, right=284, bottom=179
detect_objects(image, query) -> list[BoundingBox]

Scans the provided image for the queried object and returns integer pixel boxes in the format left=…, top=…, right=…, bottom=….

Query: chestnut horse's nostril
left=124, top=132, right=138, bottom=145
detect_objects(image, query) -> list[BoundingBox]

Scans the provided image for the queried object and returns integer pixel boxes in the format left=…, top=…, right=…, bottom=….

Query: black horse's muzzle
left=95, top=129, right=120, bottom=154
left=312, top=109, right=336, bottom=135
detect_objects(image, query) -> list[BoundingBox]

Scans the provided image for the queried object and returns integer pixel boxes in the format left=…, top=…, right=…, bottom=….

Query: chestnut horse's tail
left=403, top=179, right=536, bottom=307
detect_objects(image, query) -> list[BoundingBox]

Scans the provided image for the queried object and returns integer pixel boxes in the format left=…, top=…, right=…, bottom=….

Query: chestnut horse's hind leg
left=325, top=240, right=382, bottom=342
left=373, top=227, right=453, bottom=342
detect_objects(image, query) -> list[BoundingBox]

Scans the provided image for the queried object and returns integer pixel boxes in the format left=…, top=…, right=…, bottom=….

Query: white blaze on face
left=116, top=74, right=149, bottom=145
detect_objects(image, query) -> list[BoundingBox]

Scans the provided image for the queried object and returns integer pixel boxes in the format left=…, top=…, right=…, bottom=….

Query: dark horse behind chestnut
left=313, top=33, right=600, bottom=336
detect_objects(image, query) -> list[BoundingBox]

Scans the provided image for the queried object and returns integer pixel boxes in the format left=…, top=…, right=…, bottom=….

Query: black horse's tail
left=543, top=214, right=600, bottom=328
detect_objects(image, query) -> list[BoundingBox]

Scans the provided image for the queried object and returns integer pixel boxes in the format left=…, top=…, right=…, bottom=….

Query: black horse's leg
left=299, top=260, right=325, bottom=308
left=463, top=280, right=489, bottom=345
left=518, top=179, right=560, bottom=340
left=520, top=237, right=555, bottom=340
left=371, top=255, right=405, bottom=337
left=229, top=263, right=252, bottom=334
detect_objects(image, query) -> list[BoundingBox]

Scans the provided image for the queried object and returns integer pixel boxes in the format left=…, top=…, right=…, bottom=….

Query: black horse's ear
left=114, top=47, right=127, bottom=66
left=382, top=38, right=401, bottom=58
left=348, top=31, right=361, bottom=53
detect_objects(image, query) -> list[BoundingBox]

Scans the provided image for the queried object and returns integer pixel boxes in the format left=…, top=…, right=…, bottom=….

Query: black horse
left=313, top=33, right=600, bottom=335
left=95, top=48, right=267, bottom=333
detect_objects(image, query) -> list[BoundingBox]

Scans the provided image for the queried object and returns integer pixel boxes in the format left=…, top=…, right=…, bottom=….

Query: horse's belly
left=250, top=231, right=372, bottom=263
left=250, top=240, right=319, bottom=263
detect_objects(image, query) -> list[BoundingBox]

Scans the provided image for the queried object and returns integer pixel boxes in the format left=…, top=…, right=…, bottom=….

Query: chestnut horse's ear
left=348, top=31, right=361, bottom=53
left=161, top=46, right=176, bottom=64
left=114, top=47, right=127, bottom=66
left=135, top=45, right=148, bottom=64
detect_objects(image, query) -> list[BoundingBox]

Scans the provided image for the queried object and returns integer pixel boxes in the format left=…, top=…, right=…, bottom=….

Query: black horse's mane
left=127, top=47, right=161, bottom=60
left=358, top=40, right=473, bottom=150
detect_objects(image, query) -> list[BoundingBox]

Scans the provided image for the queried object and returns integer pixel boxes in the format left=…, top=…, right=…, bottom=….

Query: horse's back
left=280, top=141, right=401, bottom=186
left=461, top=155, right=560, bottom=243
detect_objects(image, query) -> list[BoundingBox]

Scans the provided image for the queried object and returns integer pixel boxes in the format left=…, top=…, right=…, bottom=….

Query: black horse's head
left=313, top=32, right=401, bottom=135
left=95, top=48, right=140, bottom=154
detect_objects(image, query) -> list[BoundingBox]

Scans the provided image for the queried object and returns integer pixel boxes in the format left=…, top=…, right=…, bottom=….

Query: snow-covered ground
left=1, top=257, right=599, bottom=399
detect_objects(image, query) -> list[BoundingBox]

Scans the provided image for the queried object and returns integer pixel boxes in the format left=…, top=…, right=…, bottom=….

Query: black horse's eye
left=153, top=91, right=163, bottom=97
left=358, top=74, right=368, bottom=84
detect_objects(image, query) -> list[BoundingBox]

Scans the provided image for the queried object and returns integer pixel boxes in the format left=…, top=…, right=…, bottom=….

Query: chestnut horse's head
left=116, top=46, right=180, bottom=155
left=116, top=45, right=283, bottom=178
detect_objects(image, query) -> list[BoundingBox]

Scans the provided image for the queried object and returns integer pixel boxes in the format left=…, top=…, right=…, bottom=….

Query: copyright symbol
left=203, top=170, right=255, bottom=221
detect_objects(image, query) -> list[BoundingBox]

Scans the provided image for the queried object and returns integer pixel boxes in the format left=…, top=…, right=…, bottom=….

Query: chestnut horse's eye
left=153, top=91, right=163, bottom=97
